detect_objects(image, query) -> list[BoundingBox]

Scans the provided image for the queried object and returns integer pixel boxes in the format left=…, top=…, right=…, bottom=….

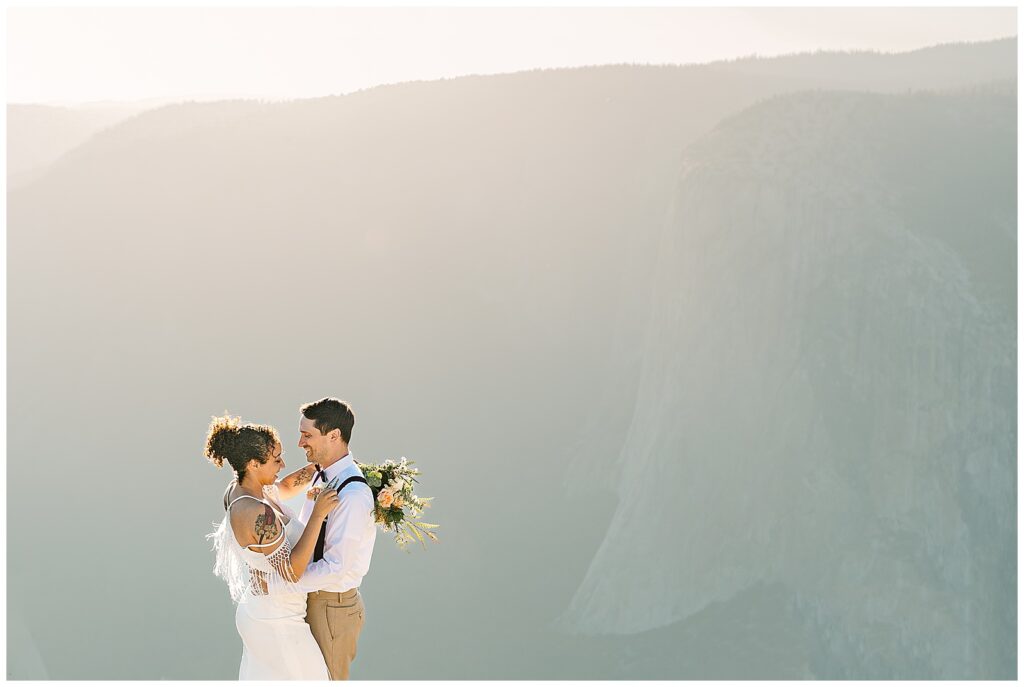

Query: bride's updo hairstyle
left=204, top=413, right=281, bottom=483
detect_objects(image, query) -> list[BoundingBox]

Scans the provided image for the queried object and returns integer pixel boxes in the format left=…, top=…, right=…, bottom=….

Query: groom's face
left=298, top=416, right=329, bottom=464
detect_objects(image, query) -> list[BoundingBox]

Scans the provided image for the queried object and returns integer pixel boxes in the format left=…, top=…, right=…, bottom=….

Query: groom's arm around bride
left=295, top=397, right=378, bottom=680
left=274, top=462, right=318, bottom=501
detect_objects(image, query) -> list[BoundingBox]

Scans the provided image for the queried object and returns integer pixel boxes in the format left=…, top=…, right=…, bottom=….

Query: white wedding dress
left=208, top=484, right=330, bottom=681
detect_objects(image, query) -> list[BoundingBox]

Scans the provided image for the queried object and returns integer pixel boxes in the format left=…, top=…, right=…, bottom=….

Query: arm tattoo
left=254, top=504, right=280, bottom=544
left=292, top=465, right=315, bottom=487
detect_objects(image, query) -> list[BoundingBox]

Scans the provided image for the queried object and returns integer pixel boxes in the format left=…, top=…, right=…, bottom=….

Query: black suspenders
left=313, top=475, right=369, bottom=563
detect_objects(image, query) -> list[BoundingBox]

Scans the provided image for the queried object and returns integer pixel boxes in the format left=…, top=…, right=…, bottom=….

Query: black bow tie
left=313, top=464, right=327, bottom=485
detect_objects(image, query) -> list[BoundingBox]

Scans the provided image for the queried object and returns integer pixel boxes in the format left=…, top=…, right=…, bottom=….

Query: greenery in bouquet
left=356, top=457, right=439, bottom=550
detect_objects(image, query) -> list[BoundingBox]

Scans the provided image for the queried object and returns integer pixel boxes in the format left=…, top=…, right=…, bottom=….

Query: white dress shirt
left=297, top=453, right=377, bottom=593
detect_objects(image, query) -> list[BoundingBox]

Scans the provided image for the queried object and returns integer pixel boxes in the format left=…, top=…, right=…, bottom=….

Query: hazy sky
left=5, top=7, right=1018, bottom=104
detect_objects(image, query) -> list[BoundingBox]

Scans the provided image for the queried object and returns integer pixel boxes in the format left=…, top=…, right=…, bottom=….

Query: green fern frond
left=405, top=522, right=427, bottom=549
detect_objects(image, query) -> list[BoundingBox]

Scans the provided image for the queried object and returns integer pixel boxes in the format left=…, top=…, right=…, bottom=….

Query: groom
left=295, top=397, right=377, bottom=680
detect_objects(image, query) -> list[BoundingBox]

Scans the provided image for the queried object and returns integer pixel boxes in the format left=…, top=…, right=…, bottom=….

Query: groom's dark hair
left=301, top=397, right=355, bottom=443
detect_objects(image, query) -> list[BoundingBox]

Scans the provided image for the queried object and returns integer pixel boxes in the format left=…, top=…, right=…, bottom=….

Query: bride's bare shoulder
left=229, top=497, right=281, bottom=548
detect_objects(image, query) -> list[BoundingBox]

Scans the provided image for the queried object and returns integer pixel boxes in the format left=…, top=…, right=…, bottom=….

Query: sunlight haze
left=5, top=5, right=1018, bottom=681
left=6, top=7, right=1017, bottom=104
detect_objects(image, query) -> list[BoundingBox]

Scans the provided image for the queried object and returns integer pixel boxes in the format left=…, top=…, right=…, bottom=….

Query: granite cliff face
left=560, top=89, right=1016, bottom=678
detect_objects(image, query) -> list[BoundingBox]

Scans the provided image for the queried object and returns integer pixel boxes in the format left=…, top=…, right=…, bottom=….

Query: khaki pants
left=305, top=589, right=365, bottom=680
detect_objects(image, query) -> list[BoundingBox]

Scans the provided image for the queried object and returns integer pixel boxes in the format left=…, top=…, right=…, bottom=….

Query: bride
left=205, top=414, right=336, bottom=680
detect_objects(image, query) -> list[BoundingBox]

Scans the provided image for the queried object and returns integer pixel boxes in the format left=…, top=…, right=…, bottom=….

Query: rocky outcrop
left=560, top=90, right=1015, bottom=678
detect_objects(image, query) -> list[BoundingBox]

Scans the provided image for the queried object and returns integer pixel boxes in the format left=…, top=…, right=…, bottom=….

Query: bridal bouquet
left=356, top=457, right=439, bottom=550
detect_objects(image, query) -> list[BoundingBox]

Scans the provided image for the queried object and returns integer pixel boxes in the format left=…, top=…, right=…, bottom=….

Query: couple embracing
left=206, top=397, right=376, bottom=680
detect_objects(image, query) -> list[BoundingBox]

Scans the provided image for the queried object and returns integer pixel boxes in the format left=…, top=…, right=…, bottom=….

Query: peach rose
left=378, top=490, right=395, bottom=508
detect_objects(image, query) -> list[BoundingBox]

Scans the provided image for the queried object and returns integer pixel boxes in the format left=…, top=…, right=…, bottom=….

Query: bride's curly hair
left=204, top=413, right=280, bottom=483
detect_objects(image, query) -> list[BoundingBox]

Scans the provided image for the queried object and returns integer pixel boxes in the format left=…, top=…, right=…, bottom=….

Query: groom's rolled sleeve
left=299, top=486, right=377, bottom=593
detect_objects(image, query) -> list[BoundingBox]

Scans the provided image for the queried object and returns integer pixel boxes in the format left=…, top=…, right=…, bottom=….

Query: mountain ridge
left=10, top=37, right=1016, bottom=195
